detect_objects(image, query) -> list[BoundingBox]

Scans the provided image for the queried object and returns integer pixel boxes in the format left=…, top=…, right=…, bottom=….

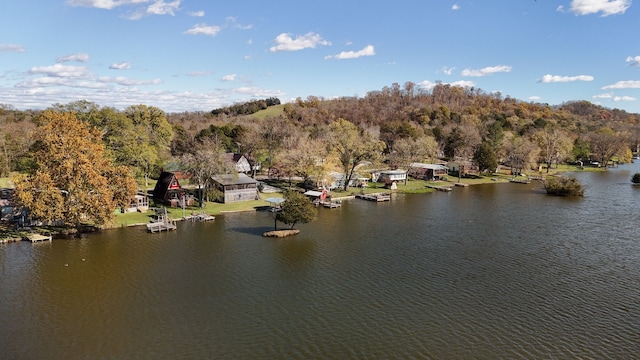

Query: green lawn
left=251, top=104, right=285, bottom=120
left=0, top=178, right=11, bottom=188
left=112, top=193, right=282, bottom=227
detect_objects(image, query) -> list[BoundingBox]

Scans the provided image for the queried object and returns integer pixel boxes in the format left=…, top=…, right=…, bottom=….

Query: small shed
left=408, top=163, right=449, bottom=181
left=211, top=173, right=260, bottom=203
left=153, top=171, right=195, bottom=207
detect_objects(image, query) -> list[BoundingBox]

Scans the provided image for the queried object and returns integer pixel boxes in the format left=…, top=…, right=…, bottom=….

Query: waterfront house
left=327, top=172, right=368, bottom=189
left=373, top=170, right=407, bottom=185
left=210, top=173, right=260, bottom=203
left=153, top=172, right=195, bottom=207
left=224, top=153, right=261, bottom=174
left=447, top=160, right=479, bottom=177
left=408, top=163, right=448, bottom=181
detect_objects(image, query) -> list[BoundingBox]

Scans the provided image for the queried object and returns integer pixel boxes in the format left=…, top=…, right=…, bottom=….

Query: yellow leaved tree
left=12, top=110, right=137, bottom=229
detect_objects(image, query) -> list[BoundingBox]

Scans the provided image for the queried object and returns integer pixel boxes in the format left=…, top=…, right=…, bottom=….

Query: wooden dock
left=24, top=233, right=52, bottom=242
left=426, top=185, right=453, bottom=192
left=321, top=201, right=342, bottom=208
left=147, top=221, right=177, bottom=232
left=147, top=208, right=177, bottom=232
left=356, top=192, right=391, bottom=202
left=184, top=213, right=216, bottom=222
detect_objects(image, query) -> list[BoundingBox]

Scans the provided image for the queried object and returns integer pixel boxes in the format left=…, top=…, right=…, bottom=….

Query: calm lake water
left=2, top=164, right=640, bottom=359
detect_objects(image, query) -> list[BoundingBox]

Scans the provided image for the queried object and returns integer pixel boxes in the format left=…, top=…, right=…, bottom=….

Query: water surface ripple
left=2, top=164, right=640, bottom=359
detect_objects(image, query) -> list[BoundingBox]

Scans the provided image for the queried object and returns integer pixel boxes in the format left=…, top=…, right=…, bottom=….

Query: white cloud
left=418, top=80, right=475, bottom=90
left=0, top=44, right=26, bottom=53
left=569, top=0, right=631, bottom=16
left=56, top=53, right=90, bottom=63
left=28, top=64, right=89, bottom=78
left=184, top=24, right=221, bottom=36
left=109, top=62, right=131, bottom=70
left=538, top=74, right=594, bottom=83
left=593, top=92, right=613, bottom=99
left=225, top=16, right=252, bottom=30
left=269, top=32, right=331, bottom=52
left=461, top=65, right=512, bottom=77
left=452, top=4, right=460, bottom=10
left=66, top=0, right=152, bottom=10
left=626, top=56, right=640, bottom=67
left=528, top=96, right=542, bottom=101
left=557, top=5, right=566, bottom=12
left=146, top=0, right=181, bottom=16
left=602, top=80, right=640, bottom=89
left=232, top=86, right=285, bottom=98
left=614, top=96, right=636, bottom=102
left=188, top=10, right=204, bottom=17
left=441, top=67, right=455, bottom=75
left=221, top=74, right=236, bottom=81
left=99, top=76, right=161, bottom=86
left=16, top=77, right=108, bottom=89
left=325, top=45, right=375, bottom=60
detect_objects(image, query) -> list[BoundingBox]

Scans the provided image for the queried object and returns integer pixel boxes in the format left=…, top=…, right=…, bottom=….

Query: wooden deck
left=148, top=208, right=177, bottom=232
left=147, top=221, right=177, bottom=232
left=321, top=201, right=342, bottom=208
left=25, top=233, right=52, bottom=242
left=426, top=185, right=453, bottom=192
left=356, top=192, right=391, bottom=202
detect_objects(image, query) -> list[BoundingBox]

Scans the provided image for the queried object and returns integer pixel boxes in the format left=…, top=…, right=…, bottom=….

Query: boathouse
left=210, top=173, right=260, bottom=203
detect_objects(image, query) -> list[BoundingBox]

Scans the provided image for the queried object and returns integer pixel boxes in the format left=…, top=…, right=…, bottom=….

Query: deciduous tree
left=276, top=190, right=318, bottom=230
left=328, top=118, right=384, bottom=191
left=12, top=111, right=137, bottom=229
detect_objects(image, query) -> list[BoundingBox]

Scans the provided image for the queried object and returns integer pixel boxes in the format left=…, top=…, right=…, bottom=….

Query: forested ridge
left=2, top=81, right=639, bottom=184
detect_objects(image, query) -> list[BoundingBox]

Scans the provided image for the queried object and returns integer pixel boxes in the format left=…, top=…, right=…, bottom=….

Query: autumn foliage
left=13, top=110, right=137, bottom=228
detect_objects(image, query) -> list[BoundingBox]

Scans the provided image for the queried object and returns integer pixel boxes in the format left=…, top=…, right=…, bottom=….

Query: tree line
left=2, top=83, right=639, bottom=228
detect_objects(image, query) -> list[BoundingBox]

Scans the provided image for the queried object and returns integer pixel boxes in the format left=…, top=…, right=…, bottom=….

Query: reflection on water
left=2, top=164, right=640, bottom=359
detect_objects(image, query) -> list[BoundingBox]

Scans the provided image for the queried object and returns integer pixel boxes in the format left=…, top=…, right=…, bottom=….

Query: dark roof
left=223, top=153, right=245, bottom=163
left=153, top=172, right=179, bottom=200
left=211, top=173, right=258, bottom=186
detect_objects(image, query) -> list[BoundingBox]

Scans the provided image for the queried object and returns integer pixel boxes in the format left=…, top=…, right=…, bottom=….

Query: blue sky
left=1, top=0, right=639, bottom=113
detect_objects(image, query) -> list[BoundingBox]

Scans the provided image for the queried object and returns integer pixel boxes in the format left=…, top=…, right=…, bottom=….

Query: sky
left=1, top=0, right=639, bottom=114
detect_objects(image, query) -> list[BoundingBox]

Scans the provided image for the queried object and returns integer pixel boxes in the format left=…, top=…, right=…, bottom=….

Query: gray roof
left=211, top=173, right=258, bottom=186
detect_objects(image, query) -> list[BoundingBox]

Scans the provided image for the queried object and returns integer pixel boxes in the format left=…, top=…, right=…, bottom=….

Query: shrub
left=632, top=173, right=640, bottom=184
left=544, top=176, right=584, bottom=196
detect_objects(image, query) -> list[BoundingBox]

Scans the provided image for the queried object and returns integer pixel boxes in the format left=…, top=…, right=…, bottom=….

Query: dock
left=184, top=213, right=216, bottom=222
left=356, top=192, right=391, bottom=202
left=147, top=208, right=177, bottom=232
left=426, top=185, right=453, bottom=192
left=321, top=201, right=342, bottom=208
left=24, top=233, right=52, bottom=242
left=147, top=220, right=177, bottom=232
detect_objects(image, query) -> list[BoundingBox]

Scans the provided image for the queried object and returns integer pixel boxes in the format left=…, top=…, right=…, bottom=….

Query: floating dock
left=147, top=221, right=177, bottom=232
left=356, top=192, right=391, bottom=202
left=24, top=233, right=52, bottom=242
left=147, top=208, right=177, bottom=232
left=321, top=201, right=342, bottom=208
left=426, top=185, right=453, bottom=192
left=184, top=213, right=216, bottom=222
